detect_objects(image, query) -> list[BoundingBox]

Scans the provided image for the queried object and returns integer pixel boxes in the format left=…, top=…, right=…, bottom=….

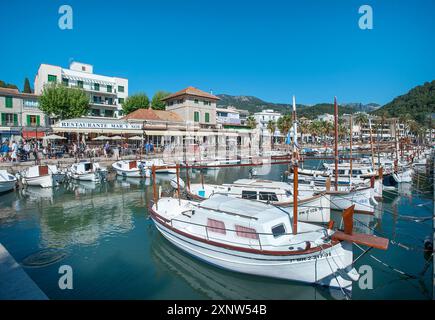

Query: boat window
left=241, top=190, right=257, bottom=200
left=352, top=170, right=362, bottom=175
left=259, top=192, right=278, bottom=202
left=235, top=225, right=258, bottom=239
left=84, top=163, right=92, bottom=171
left=207, top=219, right=226, bottom=235
left=271, top=224, right=286, bottom=238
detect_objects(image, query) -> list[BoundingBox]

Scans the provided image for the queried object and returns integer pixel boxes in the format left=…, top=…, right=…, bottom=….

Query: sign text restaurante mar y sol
left=59, top=120, right=143, bottom=131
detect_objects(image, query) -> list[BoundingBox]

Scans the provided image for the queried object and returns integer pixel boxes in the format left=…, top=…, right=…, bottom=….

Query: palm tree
left=267, top=120, right=276, bottom=148
left=246, top=116, right=257, bottom=129
left=309, top=120, right=321, bottom=144
left=299, top=118, right=310, bottom=144
left=277, top=115, right=292, bottom=145
left=354, top=113, right=368, bottom=143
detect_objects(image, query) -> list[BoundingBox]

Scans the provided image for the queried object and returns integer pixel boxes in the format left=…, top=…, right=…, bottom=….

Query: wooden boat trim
left=148, top=203, right=339, bottom=256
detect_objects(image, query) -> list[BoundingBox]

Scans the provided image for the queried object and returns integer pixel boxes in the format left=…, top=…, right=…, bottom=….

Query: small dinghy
left=0, top=170, right=17, bottom=193
left=19, top=165, right=64, bottom=188
left=112, top=160, right=150, bottom=178
left=68, top=161, right=107, bottom=182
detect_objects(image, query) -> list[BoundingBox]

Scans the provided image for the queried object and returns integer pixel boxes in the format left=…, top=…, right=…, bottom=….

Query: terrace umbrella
left=110, top=135, right=123, bottom=140
left=128, top=135, right=144, bottom=141
left=92, top=135, right=110, bottom=141
left=43, top=134, right=67, bottom=140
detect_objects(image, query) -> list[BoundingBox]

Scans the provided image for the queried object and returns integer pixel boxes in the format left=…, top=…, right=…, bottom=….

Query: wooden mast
left=349, top=115, right=353, bottom=178
left=394, top=120, right=399, bottom=173
left=152, top=165, right=158, bottom=210
left=369, top=118, right=375, bottom=169
left=334, top=97, right=339, bottom=191
left=176, top=162, right=181, bottom=204
left=292, top=95, right=298, bottom=161
left=293, top=162, right=298, bottom=235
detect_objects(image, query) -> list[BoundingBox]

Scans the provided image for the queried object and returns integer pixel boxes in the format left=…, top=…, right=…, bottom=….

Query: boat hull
left=0, top=180, right=16, bottom=193
left=152, top=216, right=354, bottom=291
left=23, top=175, right=53, bottom=188
left=328, top=188, right=374, bottom=214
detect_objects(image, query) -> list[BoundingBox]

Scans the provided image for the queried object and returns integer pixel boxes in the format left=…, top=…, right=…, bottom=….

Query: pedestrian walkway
left=0, top=243, right=48, bottom=300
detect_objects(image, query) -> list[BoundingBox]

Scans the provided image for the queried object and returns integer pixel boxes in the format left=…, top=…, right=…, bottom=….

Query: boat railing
left=150, top=202, right=326, bottom=251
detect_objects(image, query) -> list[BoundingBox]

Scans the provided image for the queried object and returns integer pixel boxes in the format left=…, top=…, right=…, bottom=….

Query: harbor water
left=0, top=160, right=433, bottom=300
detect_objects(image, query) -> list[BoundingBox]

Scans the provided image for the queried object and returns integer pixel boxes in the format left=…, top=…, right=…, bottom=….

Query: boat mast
left=293, top=161, right=298, bottom=235
left=369, top=117, right=375, bottom=169
left=334, top=97, right=339, bottom=191
left=349, top=115, right=353, bottom=179
left=394, top=119, right=399, bottom=172
left=292, top=95, right=298, bottom=161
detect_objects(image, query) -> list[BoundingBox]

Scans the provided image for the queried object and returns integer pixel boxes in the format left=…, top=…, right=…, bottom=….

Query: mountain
left=216, top=94, right=377, bottom=118
left=374, top=80, right=435, bottom=125
left=216, top=94, right=293, bottom=114
left=342, top=102, right=381, bottom=112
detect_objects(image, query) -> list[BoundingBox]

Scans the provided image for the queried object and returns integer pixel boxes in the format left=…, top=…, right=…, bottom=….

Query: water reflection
left=150, top=233, right=336, bottom=300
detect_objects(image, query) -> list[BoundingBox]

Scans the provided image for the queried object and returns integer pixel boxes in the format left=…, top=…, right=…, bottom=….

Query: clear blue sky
left=1, top=0, right=434, bottom=105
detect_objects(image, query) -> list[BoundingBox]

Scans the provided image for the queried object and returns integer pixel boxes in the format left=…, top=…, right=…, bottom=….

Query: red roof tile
left=123, top=108, right=184, bottom=122
left=162, top=86, right=219, bottom=101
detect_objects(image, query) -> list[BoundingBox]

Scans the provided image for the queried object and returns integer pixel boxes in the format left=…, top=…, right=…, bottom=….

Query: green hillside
left=374, top=80, right=435, bottom=125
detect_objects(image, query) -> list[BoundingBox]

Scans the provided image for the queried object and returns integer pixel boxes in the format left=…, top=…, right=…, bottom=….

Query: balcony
left=90, top=100, right=119, bottom=109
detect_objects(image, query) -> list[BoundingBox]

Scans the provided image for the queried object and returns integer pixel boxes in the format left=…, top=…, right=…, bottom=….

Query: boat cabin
left=154, top=195, right=327, bottom=251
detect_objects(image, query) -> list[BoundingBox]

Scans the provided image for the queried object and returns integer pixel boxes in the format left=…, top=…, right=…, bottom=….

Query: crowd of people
left=0, top=138, right=157, bottom=163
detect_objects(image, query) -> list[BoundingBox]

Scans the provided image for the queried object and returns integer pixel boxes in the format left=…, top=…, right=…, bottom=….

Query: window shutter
left=36, top=115, right=40, bottom=126
left=26, top=115, right=30, bottom=126
left=1, top=113, right=5, bottom=125
left=13, top=114, right=18, bottom=126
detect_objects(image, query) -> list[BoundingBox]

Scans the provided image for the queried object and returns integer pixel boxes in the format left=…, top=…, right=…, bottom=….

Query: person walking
left=10, top=140, right=18, bottom=163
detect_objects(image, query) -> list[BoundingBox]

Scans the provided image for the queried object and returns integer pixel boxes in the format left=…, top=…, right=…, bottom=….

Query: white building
left=316, top=113, right=334, bottom=123
left=253, top=109, right=282, bottom=130
left=216, top=106, right=241, bottom=126
left=34, top=61, right=128, bottom=118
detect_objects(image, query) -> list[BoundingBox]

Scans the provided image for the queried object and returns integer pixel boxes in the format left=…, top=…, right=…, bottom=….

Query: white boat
left=288, top=174, right=376, bottom=215
left=20, top=165, right=64, bottom=188
left=186, top=179, right=330, bottom=223
left=112, top=160, right=150, bottom=178
left=392, top=167, right=413, bottom=183
left=0, top=170, right=17, bottom=193
left=144, top=158, right=176, bottom=174
left=150, top=195, right=388, bottom=291
left=68, top=161, right=107, bottom=182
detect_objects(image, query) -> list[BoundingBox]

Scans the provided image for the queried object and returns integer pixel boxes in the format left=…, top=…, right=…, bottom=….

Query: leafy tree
left=246, top=116, right=257, bottom=129
left=151, top=91, right=171, bottom=110
left=23, top=77, right=32, bottom=93
left=122, top=93, right=150, bottom=115
left=39, top=83, right=89, bottom=119
left=0, top=80, right=18, bottom=90
left=374, top=80, right=435, bottom=125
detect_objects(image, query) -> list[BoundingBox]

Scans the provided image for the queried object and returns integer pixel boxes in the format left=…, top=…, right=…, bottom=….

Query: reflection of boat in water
left=22, top=186, right=56, bottom=202
left=0, top=170, right=17, bottom=193
left=150, top=233, right=331, bottom=300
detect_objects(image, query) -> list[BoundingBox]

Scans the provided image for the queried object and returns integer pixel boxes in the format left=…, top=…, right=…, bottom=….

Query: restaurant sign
left=59, top=120, right=142, bottom=130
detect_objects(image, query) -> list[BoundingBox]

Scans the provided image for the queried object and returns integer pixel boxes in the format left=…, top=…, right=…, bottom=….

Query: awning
left=62, top=74, right=115, bottom=86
